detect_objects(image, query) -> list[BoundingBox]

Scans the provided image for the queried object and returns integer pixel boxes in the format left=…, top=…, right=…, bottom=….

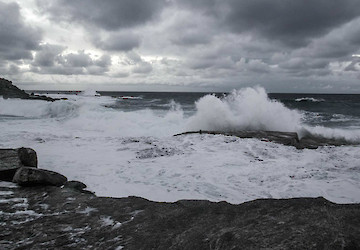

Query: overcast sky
left=1, top=0, right=360, bottom=92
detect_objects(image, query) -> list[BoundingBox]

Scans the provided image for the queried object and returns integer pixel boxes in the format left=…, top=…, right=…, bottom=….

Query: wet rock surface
left=12, top=167, right=67, bottom=187
left=0, top=182, right=359, bottom=249
left=174, top=130, right=354, bottom=149
left=0, top=148, right=38, bottom=181
left=0, top=78, right=57, bottom=101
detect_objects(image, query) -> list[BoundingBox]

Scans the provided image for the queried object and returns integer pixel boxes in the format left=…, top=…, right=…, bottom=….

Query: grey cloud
left=37, top=0, right=167, bottom=30
left=122, top=52, right=153, bottom=74
left=0, top=1, right=42, bottom=61
left=33, top=44, right=66, bottom=67
left=345, top=57, right=360, bottom=71
left=31, top=47, right=112, bottom=75
left=132, top=62, right=153, bottom=74
left=93, top=32, right=141, bottom=51
left=225, top=0, right=360, bottom=47
left=177, top=0, right=360, bottom=48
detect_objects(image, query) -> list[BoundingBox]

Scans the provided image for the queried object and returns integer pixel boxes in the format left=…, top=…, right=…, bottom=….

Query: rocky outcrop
left=0, top=77, right=57, bottom=101
left=1, top=147, right=359, bottom=249
left=0, top=148, right=37, bottom=181
left=12, top=167, right=67, bottom=187
left=0, top=184, right=359, bottom=249
left=174, top=130, right=354, bottom=149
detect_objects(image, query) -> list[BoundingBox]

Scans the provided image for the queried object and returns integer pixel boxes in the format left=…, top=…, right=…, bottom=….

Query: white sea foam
left=0, top=97, right=78, bottom=118
left=295, top=97, right=325, bottom=102
left=0, top=87, right=359, bottom=204
left=187, top=87, right=302, bottom=132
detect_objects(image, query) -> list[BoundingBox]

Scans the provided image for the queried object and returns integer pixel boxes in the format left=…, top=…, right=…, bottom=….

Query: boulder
left=12, top=167, right=67, bottom=187
left=0, top=148, right=37, bottom=181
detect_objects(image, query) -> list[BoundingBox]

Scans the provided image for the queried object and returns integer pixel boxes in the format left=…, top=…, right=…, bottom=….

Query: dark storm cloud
left=0, top=1, right=42, bottom=61
left=36, top=0, right=167, bottom=31
left=177, top=0, right=360, bottom=48
left=224, top=0, right=360, bottom=47
left=31, top=46, right=112, bottom=75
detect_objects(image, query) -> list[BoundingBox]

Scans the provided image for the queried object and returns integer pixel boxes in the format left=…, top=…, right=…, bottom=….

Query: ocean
left=1, top=87, right=359, bottom=204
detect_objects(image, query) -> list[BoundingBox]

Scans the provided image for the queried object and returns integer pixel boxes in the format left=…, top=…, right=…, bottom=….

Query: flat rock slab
left=12, top=167, right=67, bottom=187
left=0, top=148, right=37, bottom=181
left=0, top=183, right=359, bottom=249
left=174, top=130, right=354, bottom=149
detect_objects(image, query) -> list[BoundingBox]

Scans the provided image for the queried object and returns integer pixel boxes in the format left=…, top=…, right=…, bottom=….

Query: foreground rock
left=0, top=77, right=57, bottom=101
left=175, top=130, right=354, bottom=149
left=0, top=148, right=37, bottom=181
left=0, top=184, right=359, bottom=249
left=12, top=167, right=67, bottom=187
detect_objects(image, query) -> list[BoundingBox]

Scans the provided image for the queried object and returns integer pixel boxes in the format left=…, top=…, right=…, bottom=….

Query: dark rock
left=12, top=167, right=67, bottom=187
left=0, top=148, right=37, bottom=181
left=0, top=77, right=29, bottom=99
left=64, top=180, right=87, bottom=190
left=0, top=183, right=359, bottom=249
left=0, top=77, right=57, bottom=101
left=17, top=147, right=37, bottom=167
left=174, top=130, right=357, bottom=149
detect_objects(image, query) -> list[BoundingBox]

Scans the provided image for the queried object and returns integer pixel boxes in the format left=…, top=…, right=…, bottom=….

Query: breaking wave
left=187, top=87, right=302, bottom=132
left=1, top=87, right=360, bottom=142
left=0, top=97, right=78, bottom=118
left=295, top=97, right=325, bottom=102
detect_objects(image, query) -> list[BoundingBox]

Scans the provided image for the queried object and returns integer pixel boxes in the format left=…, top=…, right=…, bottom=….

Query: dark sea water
left=34, top=90, right=360, bottom=130
left=100, top=91, right=360, bottom=130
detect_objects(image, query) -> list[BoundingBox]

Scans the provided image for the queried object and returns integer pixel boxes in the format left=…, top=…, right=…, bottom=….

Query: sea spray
left=187, top=87, right=302, bottom=132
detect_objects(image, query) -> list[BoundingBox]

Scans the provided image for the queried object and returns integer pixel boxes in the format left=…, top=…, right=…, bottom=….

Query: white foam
left=0, top=87, right=359, bottom=204
left=295, top=97, right=325, bottom=102
left=187, top=87, right=302, bottom=132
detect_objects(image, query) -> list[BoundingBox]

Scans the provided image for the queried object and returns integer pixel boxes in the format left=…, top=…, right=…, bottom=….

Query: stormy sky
left=1, top=0, right=360, bottom=92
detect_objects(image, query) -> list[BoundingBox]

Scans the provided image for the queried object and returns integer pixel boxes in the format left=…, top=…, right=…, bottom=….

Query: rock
left=0, top=77, right=57, bottom=101
left=12, top=167, right=67, bottom=187
left=64, top=180, right=87, bottom=190
left=0, top=77, right=29, bottom=99
left=0, top=183, right=359, bottom=249
left=17, top=147, right=38, bottom=167
left=174, top=130, right=356, bottom=149
left=0, top=148, right=38, bottom=181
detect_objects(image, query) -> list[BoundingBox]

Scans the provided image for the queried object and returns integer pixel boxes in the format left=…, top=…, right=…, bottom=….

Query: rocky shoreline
left=0, top=78, right=57, bottom=101
left=1, top=148, right=360, bottom=249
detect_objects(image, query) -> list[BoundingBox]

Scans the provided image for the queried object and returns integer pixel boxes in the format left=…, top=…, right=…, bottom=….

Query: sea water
left=0, top=87, right=359, bottom=204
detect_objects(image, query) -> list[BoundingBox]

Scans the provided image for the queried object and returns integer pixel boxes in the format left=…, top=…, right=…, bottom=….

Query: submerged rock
left=0, top=183, right=359, bottom=249
left=12, top=167, right=67, bottom=187
left=0, top=77, right=57, bottom=101
left=174, top=130, right=355, bottom=149
left=0, top=148, right=37, bottom=181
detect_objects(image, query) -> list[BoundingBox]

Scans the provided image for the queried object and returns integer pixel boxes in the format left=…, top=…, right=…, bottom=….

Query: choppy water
left=1, top=87, right=359, bottom=204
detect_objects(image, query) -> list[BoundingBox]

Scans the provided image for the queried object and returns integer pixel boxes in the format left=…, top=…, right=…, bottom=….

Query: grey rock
left=0, top=183, right=359, bottom=249
left=64, top=180, right=87, bottom=190
left=0, top=148, right=37, bottom=181
left=17, top=147, right=38, bottom=167
left=12, top=167, right=67, bottom=187
left=0, top=77, right=57, bottom=101
left=174, top=130, right=356, bottom=149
